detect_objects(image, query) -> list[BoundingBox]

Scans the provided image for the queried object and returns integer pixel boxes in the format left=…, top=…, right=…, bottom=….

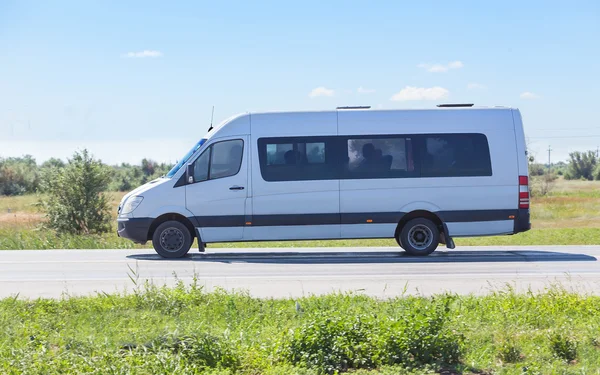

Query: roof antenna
left=208, top=106, right=215, bottom=132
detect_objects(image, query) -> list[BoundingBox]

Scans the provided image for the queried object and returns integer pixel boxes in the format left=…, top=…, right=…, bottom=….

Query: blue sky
left=1, top=0, right=599, bottom=164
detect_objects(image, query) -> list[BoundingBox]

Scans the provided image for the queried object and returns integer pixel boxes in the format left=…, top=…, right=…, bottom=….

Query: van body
left=117, top=107, right=531, bottom=257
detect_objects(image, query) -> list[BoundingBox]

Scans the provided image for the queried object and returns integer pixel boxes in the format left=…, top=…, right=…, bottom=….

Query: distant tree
left=41, top=157, right=66, bottom=169
left=565, top=151, right=597, bottom=180
left=528, top=163, right=545, bottom=176
left=0, top=155, right=39, bottom=195
left=38, top=149, right=111, bottom=234
left=594, top=164, right=600, bottom=181
left=141, top=158, right=156, bottom=177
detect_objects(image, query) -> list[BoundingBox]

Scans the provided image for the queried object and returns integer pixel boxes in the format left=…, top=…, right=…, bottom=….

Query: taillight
left=519, top=175, right=529, bottom=209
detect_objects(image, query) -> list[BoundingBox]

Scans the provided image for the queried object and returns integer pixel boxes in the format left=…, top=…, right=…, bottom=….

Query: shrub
left=38, top=149, right=112, bottom=235
left=566, top=151, right=597, bottom=180
left=282, top=313, right=381, bottom=374
left=0, top=155, right=39, bottom=196
left=594, top=163, right=600, bottom=181
left=383, top=298, right=462, bottom=367
left=496, top=339, right=521, bottom=363
left=528, top=163, right=545, bottom=176
left=280, top=297, right=462, bottom=374
left=147, top=333, right=239, bottom=370
left=549, top=333, right=577, bottom=362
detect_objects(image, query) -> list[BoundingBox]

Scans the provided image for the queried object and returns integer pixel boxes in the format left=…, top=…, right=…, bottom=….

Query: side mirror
left=186, top=163, right=194, bottom=184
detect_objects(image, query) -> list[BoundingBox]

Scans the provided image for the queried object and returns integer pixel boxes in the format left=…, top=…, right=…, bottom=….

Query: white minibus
left=117, top=105, right=530, bottom=257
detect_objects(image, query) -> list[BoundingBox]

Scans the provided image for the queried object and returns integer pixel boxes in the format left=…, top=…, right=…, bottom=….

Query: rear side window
left=421, top=134, right=492, bottom=177
left=344, top=136, right=415, bottom=179
left=258, top=137, right=336, bottom=181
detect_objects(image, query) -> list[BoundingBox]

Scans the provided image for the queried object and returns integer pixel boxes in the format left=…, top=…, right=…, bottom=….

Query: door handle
left=229, top=186, right=245, bottom=190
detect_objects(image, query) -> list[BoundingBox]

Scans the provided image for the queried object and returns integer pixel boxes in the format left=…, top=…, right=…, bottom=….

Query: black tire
left=395, top=236, right=404, bottom=249
left=152, top=220, right=193, bottom=258
left=398, top=218, right=439, bottom=256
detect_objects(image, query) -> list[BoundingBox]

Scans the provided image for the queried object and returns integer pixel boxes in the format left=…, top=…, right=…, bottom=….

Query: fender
left=398, top=201, right=442, bottom=214
left=147, top=206, right=198, bottom=225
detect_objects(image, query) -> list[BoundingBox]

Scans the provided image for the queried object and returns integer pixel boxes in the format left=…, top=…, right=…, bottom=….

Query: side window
left=210, top=140, right=244, bottom=179
left=191, top=139, right=244, bottom=183
left=421, top=134, right=491, bottom=177
left=266, top=143, right=294, bottom=165
left=345, top=137, right=415, bottom=179
left=258, top=137, right=336, bottom=181
left=193, top=149, right=210, bottom=182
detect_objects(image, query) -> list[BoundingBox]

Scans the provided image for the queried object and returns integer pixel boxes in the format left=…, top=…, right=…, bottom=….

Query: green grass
left=1, top=179, right=600, bottom=250
left=1, top=283, right=599, bottom=374
left=2, top=227, right=600, bottom=250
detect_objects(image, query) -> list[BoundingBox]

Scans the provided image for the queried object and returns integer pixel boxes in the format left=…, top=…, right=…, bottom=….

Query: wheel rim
left=159, top=227, right=185, bottom=252
left=407, top=224, right=433, bottom=251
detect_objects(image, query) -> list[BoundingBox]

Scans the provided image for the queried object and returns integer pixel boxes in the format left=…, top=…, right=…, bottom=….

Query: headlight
left=121, top=196, right=144, bottom=214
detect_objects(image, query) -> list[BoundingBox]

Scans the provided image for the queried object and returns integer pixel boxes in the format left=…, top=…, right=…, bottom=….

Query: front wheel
left=152, top=220, right=192, bottom=258
left=398, top=218, right=439, bottom=256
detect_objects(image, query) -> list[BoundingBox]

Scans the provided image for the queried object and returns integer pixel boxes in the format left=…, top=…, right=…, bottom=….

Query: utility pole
left=596, top=146, right=599, bottom=158
left=547, top=145, right=552, bottom=170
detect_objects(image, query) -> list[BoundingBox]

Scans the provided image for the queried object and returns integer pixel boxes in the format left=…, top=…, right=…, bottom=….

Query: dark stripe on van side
left=191, top=209, right=518, bottom=227
left=252, top=213, right=339, bottom=226
left=437, top=209, right=517, bottom=223
left=195, top=215, right=246, bottom=227
left=340, top=212, right=405, bottom=224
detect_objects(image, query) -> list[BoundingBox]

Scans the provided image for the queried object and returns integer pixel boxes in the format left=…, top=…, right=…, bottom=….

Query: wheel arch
left=148, top=213, right=196, bottom=241
left=395, top=210, right=447, bottom=241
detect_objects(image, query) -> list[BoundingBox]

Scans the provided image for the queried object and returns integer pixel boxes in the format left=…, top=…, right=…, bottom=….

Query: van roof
left=245, top=106, right=516, bottom=116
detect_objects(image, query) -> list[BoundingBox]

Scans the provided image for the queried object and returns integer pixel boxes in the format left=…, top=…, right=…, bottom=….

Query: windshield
left=165, top=138, right=207, bottom=178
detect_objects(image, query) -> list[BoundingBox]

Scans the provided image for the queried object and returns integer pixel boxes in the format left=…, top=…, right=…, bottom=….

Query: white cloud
left=418, top=60, right=463, bottom=73
left=309, top=87, right=334, bottom=98
left=390, top=86, right=449, bottom=101
left=357, top=86, right=376, bottom=94
left=520, top=91, right=540, bottom=99
left=467, top=83, right=486, bottom=90
left=123, top=50, right=163, bottom=58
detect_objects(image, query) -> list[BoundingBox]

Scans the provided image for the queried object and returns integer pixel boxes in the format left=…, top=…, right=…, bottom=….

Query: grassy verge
left=2, top=228, right=600, bottom=250
left=1, top=180, right=600, bottom=250
left=1, top=284, right=599, bottom=374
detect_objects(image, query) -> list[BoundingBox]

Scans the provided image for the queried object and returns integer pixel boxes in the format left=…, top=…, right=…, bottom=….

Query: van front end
left=116, top=177, right=187, bottom=246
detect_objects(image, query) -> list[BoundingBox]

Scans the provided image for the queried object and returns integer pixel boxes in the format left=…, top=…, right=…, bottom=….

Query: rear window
left=420, top=134, right=492, bottom=177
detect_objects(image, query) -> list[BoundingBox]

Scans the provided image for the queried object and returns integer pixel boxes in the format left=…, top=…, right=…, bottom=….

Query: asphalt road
left=1, top=246, right=599, bottom=299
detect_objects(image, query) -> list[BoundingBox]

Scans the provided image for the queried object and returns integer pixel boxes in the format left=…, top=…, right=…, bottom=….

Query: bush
left=143, top=333, right=239, bottom=370
left=550, top=333, right=577, bottom=363
left=530, top=173, right=558, bottom=197
left=282, top=313, right=381, bottom=374
left=566, top=151, right=597, bottom=180
left=38, top=149, right=112, bottom=235
left=594, top=164, right=600, bottom=181
left=383, top=298, right=462, bottom=367
left=280, top=297, right=462, bottom=374
left=0, top=155, right=39, bottom=196
left=528, top=163, right=545, bottom=176
left=496, top=339, right=522, bottom=363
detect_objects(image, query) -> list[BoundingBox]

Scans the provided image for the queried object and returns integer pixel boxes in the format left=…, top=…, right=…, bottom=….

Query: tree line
left=529, top=150, right=600, bottom=180
left=2, top=149, right=600, bottom=198
left=0, top=154, right=173, bottom=196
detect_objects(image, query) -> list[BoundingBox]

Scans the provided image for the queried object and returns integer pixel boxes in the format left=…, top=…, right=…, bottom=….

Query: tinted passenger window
left=345, top=137, right=415, bottom=179
left=421, top=134, right=491, bottom=177
left=266, top=143, right=293, bottom=165
left=258, top=137, right=336, bottom=181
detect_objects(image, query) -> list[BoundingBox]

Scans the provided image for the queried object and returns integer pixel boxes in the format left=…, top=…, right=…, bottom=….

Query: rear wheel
left=152, top=220, right=192, bottom=258
left=398, top=218, right=439, bottom=256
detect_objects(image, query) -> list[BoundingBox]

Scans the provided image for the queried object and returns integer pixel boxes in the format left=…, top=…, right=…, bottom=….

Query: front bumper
left=117, top=218, right=153, bottom=243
